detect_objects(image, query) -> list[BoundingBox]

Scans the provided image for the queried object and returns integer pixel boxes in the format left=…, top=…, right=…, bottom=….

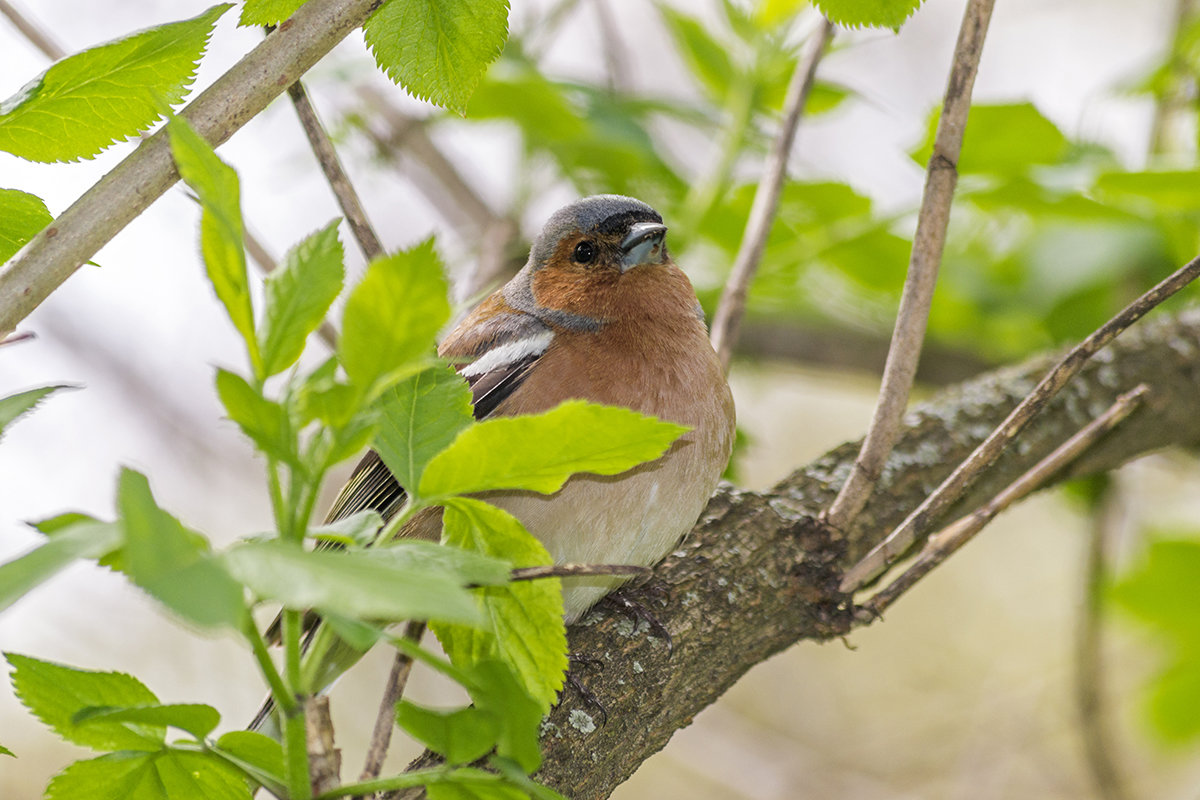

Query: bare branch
left=1075, top=481, right=1135, bottom=800
left=842, top=251, right=1200, bottom=591
left=863, top=385, right=1148, bottom=616
left=0, top=0, right=65, bottom=59
left=709, top=17, right=834, bottom=371
left=822, top=0, right=996, bottom=533
left=355, top=87, right=499, bottom=233
left=0, top=330, right=35, bottom=347
left=359, top=621, right=425, bottom=786
left=0, top=0, right=385, bottom=336
left=509, top=563, right=650, bottom=582
left=286, top=79, right=385, bottom=262
left=590, top=0, right=632, bottom=92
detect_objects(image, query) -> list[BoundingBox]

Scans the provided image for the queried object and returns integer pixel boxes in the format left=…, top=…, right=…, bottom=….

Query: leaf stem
left=244, top=617, right=296, bottom=714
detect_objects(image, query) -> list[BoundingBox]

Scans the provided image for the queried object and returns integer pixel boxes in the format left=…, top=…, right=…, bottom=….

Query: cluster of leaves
left=2, top=99, right=688, bottom=800
left=1110, top=533, right=1200, bottom=745
left=0, top=1, right=682, bottom=798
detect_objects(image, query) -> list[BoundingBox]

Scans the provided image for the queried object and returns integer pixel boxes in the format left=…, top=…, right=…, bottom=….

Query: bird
left=251, top=194, right=734, bottom=730
left=339, top=193, right=736, bottom=621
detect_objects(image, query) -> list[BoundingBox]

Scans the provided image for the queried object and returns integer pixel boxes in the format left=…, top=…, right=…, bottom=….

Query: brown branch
left=392, top=307, right=1200, bottom=799
left=863, top=384, right=1149, bottom=616
left=307, top=696, right=343, bottom=796
left=590, top=0, right=632, bottom=93
left=1075, top=481, right=1135, bottom=800
left=709, top=18, right=835, bottom=371
left=0, top=0, right=386, bottom=336
left=822, top=0, right=996, bottom=533
left=0, top=0, right=64, bottom=59
left=842, top=251, right=1200, bottom=591
left=358, top=621, right=426, bottom=787
left=285, top=79, right=385, bottom=262
left=509, top=564, right=650, bottom=582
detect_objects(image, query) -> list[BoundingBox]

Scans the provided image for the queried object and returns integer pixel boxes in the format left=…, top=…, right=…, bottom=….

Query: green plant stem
left=284, top=609, right=304, bottom=690
left=266, top=458, right=289, bottom=537
left=313, top=765, right=461, bottom=799
left=284, top=703, right=313, bottom=800
left=244, top=617, right=296, bottom=714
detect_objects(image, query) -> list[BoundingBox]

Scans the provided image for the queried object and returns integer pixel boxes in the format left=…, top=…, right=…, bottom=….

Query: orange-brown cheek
left=531, top=264, right=619, bottom=318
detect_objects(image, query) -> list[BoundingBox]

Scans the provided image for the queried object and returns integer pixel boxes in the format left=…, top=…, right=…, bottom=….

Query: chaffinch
left=334, top=194, right=736, bottom=623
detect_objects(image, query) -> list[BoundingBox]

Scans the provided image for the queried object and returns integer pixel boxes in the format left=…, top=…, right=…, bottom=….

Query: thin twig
left=0, top=0, right=386, bottom=335
left=822, top=0, right=996, bottom=534
left=842, top=252, right=1200, bottom=591
left=286, top=79, right=385, bottom=262
left=1075, top=481, right=1134, bottom=800
left=0, top=0, right=65, bottom=59
left=307, top=696, right=343, bottom=796
left=359, top=621, right=425, bottom=789
left=0, top=330, right=35, bottom=347
left=509, top=563, right=651, bottom=582
left=354, top=86, right=500, bottom=231
left=863, top=385, right=1149, bottom=616
left=590, top=0, right=632, bottom=92
left=709, top=17, right=835, bottom=371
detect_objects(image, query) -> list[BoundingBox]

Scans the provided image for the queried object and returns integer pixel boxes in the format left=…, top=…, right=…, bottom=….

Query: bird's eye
left=572, top=240, right=597, bottom=265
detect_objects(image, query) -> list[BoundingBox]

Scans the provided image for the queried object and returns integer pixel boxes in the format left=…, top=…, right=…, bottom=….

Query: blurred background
left=3, top=0, right=1200, bottom=797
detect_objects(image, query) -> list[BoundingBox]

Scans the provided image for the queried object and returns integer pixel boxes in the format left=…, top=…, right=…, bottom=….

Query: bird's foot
left=598, top=582, right=673, bottom=656
left=564, top=653, right=607, bottom=725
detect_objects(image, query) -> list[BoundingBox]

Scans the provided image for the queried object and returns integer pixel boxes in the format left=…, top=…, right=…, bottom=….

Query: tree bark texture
left=395, top=306, right=1200, bottom=800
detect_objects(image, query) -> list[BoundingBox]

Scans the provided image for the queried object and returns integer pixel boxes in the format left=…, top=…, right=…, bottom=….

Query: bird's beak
left=620, top=222, right=668, bottom=272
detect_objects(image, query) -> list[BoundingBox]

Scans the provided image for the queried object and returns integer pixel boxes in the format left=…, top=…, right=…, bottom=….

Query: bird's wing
left=323, top=309, right=554, bottom=526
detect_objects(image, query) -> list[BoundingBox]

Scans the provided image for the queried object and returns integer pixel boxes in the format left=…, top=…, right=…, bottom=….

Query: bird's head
left=504, top=195, right=680, bottom=330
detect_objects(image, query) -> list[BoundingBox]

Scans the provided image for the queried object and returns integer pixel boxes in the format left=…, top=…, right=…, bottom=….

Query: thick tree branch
left=0, top=0, right=384, bottom=336
left=394, top=306, right=1200, bottom=799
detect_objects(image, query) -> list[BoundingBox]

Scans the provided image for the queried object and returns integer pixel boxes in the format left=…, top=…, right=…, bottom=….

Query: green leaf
left=366, top=540, right=513, bottom=587
left=116, top=469, right=244, bottom=629
left=0, top=520, right=121, bottom=613
left=240, top=0, right=307, bottom=26
left=395, top=702, right=499, bottom=765
left=0, top=5, right=230, bottom=162
left=658, top=5, right=735, bottom=103
left=490, top=757, right=569, bottom=800
left=309, top=509, right=383, bottom=547
left=214, top=730, right=285, bottom=787
left=168, top=116, right=260, bottom=376
left=428, top=778, right=528, bottom=800
left=1094, top=170, right=1200, bottom=212
left=1112, top=536, right=1200, bottom=744
left=813, top=0, right=924, bottom=29
left=0, top=384, right=74, bottom=439
left=259, top=221, right=344, bottom=377
left=45, top=749, right=250, bottom=800
left=364, top=0, right=510, bottom=114
left=340, top=239, right=450, bottom=392
left=420, top=400, right=688, bottom=498
left=74, top=703, right=220, bottom=741
left=432, top=499, right=566, bottom=715
left=222, top=540, right=482, bottom=625
left=374, top=365, right=474, bottom=494
left=465, top=659, right=544, bottom=773
left=215, top=369, right=297, bottom=466
left=6, top=653, right=162, bottom=751
left=0, top=743, right=13, bottom=757
left=913, top=102, right=1070, bottom=175
left=0, top=188, right=53, bottom=264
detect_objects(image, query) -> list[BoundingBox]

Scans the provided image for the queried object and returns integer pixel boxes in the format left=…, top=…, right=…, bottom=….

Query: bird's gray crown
left=528, top=195, right=663, bottom=270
